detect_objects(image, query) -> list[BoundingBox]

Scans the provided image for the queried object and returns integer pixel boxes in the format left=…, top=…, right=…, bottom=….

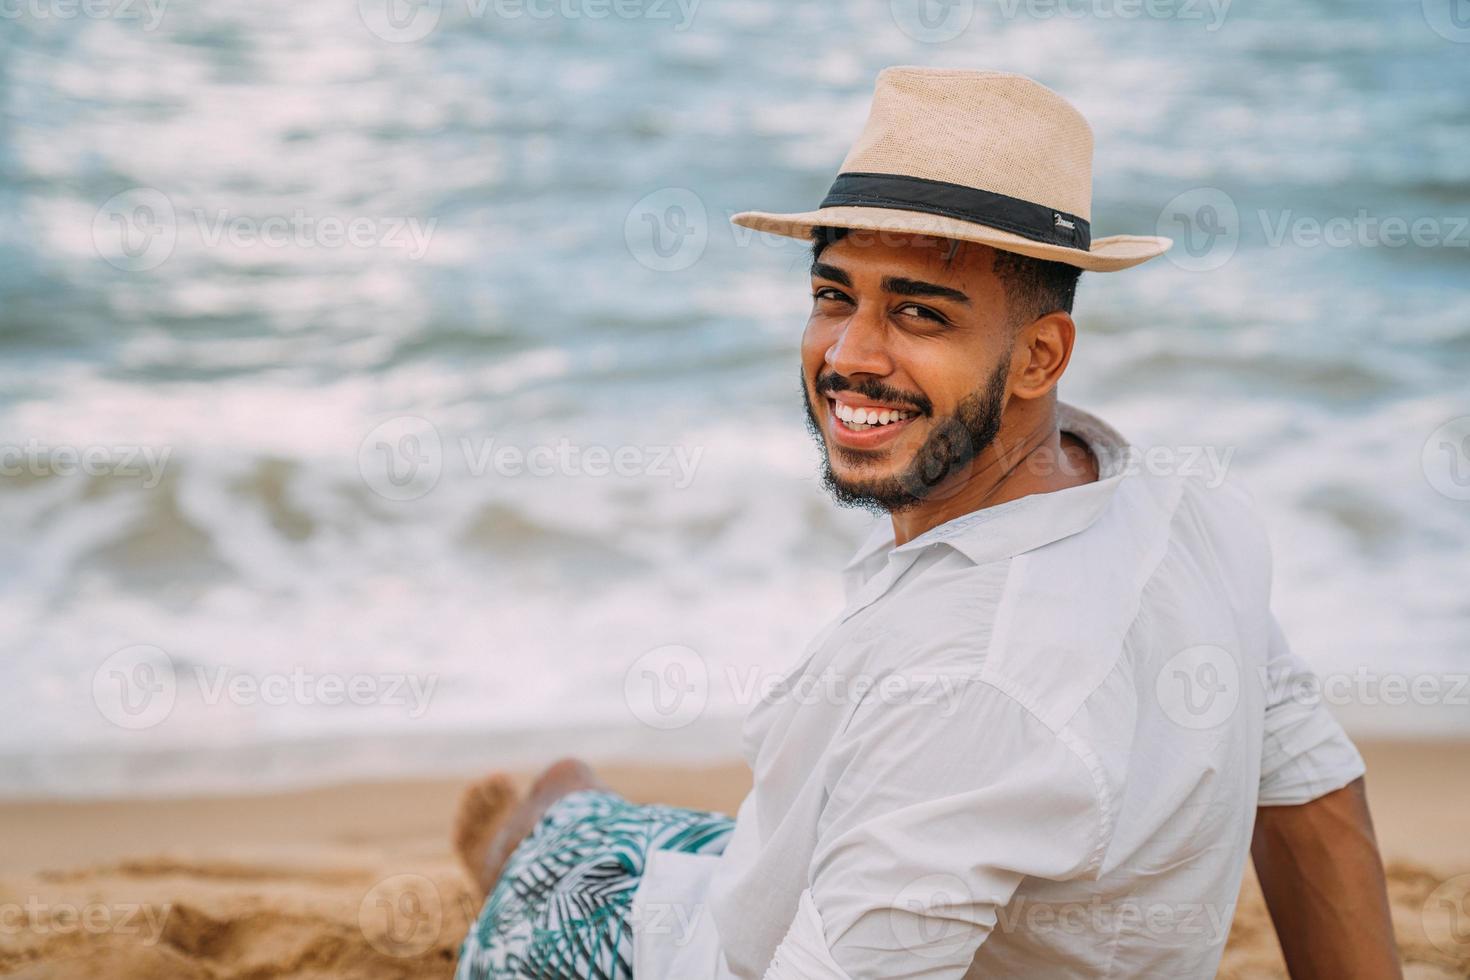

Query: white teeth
left=833, top=401, right=914, bottom=431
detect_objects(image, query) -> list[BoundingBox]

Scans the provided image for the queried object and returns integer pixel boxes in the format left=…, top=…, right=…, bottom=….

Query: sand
left=0, top=745, right=1464, bottom=978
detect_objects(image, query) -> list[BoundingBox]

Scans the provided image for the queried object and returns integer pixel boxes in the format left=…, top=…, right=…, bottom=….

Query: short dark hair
left=809, top=226, right=1081, bottom=326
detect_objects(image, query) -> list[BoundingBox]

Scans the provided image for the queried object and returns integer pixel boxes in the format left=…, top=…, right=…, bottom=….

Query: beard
left=802, top=357, right=1010, bottom=514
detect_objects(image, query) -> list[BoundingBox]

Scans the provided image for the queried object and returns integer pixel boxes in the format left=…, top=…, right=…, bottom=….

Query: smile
left=826, top=396, right=919, bottom=447
left=833, top=402, right=916, bottom=430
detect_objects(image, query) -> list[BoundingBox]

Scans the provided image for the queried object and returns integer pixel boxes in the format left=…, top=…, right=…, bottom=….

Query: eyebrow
left=810, top=262, right=971, bottom=306
left=882, top=276, right=971, bottom=306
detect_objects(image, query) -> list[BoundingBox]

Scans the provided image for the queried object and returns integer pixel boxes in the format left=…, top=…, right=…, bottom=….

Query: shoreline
left=0, top=743, right=1465, bottom=977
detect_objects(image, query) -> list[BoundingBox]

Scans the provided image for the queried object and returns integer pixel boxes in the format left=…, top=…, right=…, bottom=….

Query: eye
left=812, top=286, right=852, bottom=304
left=895, top=302, right=947, bottom=324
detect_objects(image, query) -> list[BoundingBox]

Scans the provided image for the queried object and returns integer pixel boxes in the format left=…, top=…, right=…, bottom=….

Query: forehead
left=816, top=233, right=1000, bottom=293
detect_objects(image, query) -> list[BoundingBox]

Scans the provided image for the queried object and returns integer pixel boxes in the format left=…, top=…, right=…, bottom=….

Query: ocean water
left=1, top=0, right=1468, bottom=797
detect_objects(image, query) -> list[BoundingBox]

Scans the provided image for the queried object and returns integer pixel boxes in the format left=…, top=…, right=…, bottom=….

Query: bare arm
left=1251, top=777, right=1401, bottom=979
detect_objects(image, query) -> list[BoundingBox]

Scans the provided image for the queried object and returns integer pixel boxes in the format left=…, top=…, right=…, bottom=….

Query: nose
left=825, top=304, right=894, bottom=379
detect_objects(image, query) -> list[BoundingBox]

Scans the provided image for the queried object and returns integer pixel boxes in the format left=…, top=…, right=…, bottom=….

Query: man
left=453, top=67, right=1399, bottom=978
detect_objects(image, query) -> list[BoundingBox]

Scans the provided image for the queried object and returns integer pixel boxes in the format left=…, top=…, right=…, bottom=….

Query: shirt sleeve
left=762, top=676, right=1108, bottom=980
left=1257, top=611, right=1365, bottom=806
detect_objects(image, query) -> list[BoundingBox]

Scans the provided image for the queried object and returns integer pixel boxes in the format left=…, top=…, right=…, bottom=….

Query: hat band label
left=818, top=172, right=1091, bottom=251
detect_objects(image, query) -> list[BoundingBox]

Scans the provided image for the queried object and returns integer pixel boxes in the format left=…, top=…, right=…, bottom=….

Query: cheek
left=800, top=319, right=830, bottom=373
left=905, top=357, right=975, bottom=417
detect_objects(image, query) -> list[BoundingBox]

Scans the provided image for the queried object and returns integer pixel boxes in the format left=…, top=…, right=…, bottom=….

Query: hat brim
left=730, top=205, right=1170, bottom=273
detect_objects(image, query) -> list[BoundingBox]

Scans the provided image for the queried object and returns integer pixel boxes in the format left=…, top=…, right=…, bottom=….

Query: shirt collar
left=842, top=402, right=1132, bottom=572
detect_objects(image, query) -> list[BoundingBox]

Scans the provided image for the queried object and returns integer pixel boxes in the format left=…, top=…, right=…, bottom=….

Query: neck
left=888, top=401, right=1098, bottom=547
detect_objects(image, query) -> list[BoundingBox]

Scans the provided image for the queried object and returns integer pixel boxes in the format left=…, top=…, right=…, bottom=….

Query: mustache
left=813, top=371, right=933, bottom=417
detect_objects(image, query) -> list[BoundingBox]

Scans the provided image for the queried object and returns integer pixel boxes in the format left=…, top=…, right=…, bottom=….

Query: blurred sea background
left=1, top=0, right=1468, bottom=797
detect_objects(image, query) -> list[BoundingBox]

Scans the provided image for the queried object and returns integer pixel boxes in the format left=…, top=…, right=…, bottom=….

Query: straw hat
left=732, top=67, right=1170, bottom=272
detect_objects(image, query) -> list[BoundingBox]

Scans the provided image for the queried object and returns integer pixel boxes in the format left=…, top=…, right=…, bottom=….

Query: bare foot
left=452, top=773, right=520, bottom=896
left=453, top=758, right=609, bottom=898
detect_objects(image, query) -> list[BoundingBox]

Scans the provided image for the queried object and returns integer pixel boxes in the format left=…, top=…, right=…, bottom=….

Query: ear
left=1009, top=311, right=1076, bottom=400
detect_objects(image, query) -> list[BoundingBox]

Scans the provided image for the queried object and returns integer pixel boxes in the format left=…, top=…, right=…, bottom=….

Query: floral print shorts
left=455, top=790, right=733, bottom=980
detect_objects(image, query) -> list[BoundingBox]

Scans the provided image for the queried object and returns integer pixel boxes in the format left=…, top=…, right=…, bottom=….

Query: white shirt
left=632, top=403, right=1364, bottom=980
